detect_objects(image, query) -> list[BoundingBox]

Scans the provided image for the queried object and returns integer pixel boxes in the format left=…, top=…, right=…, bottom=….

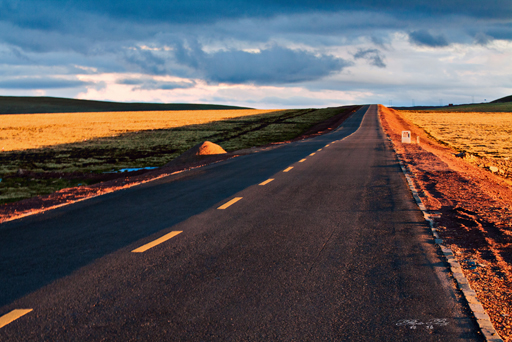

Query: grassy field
left=0, top=106, right=355, bottom=204
left=401, top=111, right=512, bottom=158
left=0, top=109, right=277, bottom=152
left=400, top=109, right=512, bottom=177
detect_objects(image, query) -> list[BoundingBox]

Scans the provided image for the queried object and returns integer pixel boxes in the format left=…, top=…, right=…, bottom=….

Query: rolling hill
left=491, top=95, right=512, bottom=103
left=0, top=96, right=250, bottom=114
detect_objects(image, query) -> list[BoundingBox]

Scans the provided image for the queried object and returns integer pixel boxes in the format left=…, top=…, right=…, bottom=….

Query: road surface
left=0, top=105, right=482, bottom=341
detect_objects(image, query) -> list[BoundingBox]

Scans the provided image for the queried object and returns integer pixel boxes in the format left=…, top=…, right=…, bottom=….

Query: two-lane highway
left=0, top=105, right=482, bottom=341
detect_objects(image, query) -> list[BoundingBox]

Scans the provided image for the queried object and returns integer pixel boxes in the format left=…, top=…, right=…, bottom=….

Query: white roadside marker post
left=402, top=131, right=411, bottom=144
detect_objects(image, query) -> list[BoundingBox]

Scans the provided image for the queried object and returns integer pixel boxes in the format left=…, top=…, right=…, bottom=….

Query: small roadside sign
left=402, top=131, right=411, bottom=143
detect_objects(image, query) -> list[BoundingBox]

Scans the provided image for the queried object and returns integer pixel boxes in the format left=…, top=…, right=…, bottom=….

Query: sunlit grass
left=0, top=109, right=278, bottom=152
left=401, top=110, right=512, bottom=179
left=401, top=111, right=512, bottom=159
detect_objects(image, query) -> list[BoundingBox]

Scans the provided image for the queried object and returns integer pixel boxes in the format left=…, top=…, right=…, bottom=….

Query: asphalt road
left=0, top=105, right=482, bottom=341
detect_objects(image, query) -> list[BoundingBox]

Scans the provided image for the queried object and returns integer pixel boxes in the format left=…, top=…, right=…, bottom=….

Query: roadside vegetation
left=0, top=106, right=355, bottom=204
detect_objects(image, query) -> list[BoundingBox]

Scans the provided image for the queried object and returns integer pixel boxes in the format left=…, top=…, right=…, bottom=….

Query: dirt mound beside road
left=166, top=141, right=226, bottom=166
left=195, top=141, right=227, bottom=155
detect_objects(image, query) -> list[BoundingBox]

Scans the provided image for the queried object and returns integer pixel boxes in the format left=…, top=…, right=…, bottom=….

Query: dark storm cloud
left=408, top=30, right=449, bottom=47
left=473, top=32, right=493, bottom=45
left=174, top=43, right=351, bottom=84
left=123, top=49, right=168, bottom=75
left=2, top=0, right=510, bottom=29
left=485, top=25, right=512, bottom=40
left=0, top=0, right=509, bottom=57
left=353, top=49, right=386, bottom=68
left=0, top=77, right=91, bottom=89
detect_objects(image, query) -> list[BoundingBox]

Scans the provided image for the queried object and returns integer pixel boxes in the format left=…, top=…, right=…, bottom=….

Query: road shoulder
left=379, top=105, right=509, bottom=341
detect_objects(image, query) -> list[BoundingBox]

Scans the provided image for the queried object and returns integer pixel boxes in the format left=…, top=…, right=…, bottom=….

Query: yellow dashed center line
left=217, top=197, right=243, bottom=210
left=309, top=152, right=316, bottom=156
left=132, top=231, right=182, bottom=253
left=0, top=309, right=33, bottom=329
left=317, top=148, right=322, bottom=151
left=259, top=179, right=274, bottom=186
left=299, top=159, right=306, bottom=162
left=283, top=167, right=293, bottom=172
left=325, top=144, right=330, bottom=147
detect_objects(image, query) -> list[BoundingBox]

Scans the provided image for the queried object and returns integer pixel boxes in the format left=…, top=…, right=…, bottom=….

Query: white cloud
left=36, top=32, right=512, bottom=108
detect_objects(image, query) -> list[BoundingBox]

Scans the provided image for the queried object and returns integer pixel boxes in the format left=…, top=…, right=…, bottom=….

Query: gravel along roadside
left=380, top=105, right=512, bottom=341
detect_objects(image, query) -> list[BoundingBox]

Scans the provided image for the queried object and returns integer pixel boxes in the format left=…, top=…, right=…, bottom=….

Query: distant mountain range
left=0, top=96, right=251, bottom=114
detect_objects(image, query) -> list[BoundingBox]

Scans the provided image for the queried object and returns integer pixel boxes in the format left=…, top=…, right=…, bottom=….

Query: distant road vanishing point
left=0, top=105, right=482, bottom=341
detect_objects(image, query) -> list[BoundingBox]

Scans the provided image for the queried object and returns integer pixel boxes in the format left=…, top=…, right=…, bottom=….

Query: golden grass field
left=401, top=111, right=512, bottom=159
left=0, top=109, right=278, bottom=152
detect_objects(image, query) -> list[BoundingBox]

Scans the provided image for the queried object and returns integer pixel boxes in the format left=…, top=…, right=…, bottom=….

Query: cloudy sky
left=1, top=0, right=511, bottom=108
